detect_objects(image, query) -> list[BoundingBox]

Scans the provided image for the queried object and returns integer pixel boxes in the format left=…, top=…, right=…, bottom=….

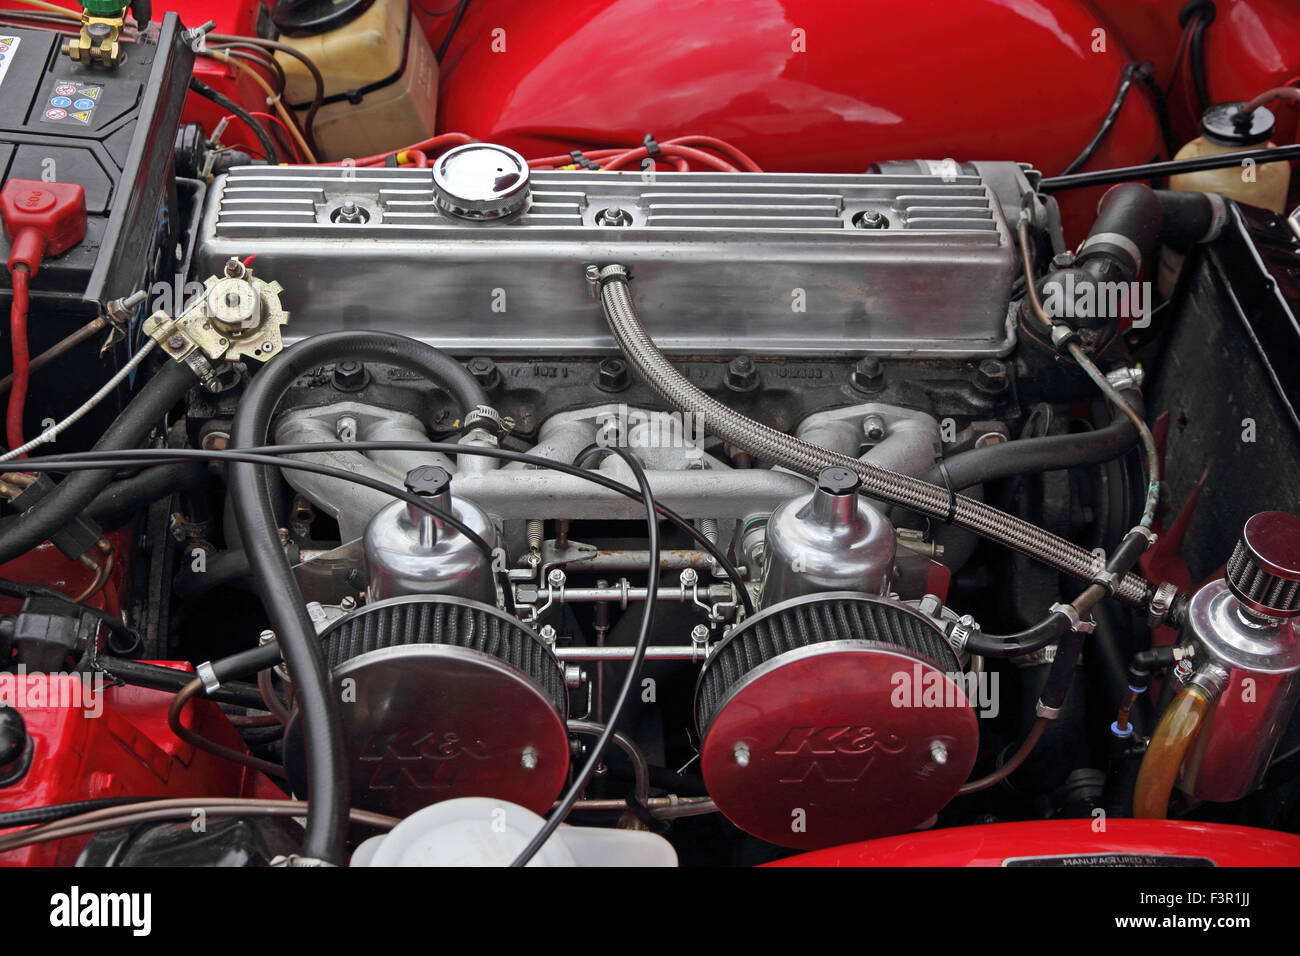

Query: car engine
left=1, top=0, right=1299, bottom=872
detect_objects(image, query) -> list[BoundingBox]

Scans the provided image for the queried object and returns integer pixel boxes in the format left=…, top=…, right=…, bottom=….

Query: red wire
left=244, top=111, right=304, bottom=163
left=6, top=266, right=30, bottom=457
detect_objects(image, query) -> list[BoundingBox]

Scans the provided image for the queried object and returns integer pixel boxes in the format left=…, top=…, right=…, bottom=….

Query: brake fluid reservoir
left=758, top=466, right=896, bottom=607
left=364, top=465, right=497, bottom=604
left=272, top=0, right=439, bottom=161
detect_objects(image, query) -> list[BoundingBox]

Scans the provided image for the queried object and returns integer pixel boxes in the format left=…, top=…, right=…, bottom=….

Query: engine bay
left=0, top=0, right=1299, bottom=873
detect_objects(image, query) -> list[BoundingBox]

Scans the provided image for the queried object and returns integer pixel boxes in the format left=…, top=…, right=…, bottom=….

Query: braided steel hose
left=595, top=264, right=1150, bottom=606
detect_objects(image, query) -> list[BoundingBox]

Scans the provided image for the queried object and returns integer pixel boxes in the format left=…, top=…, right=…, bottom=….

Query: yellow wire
left=199, top=50, right=318, bottom=164
left=11, top=0, right=81, bottom=20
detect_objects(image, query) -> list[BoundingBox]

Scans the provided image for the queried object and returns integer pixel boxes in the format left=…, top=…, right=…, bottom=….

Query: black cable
left=1188, top=14, right=1212, bottom=113
left=23, top=440, right=756, bottom=617
left=0, top=360, right=195, bottom=565
left=1039, top=142, right=1300, bottom=191
left=510, top=445, right=659, bottom=867
left=0, top=577, right=137, bottom=650
left=1061, top=63, right=1149, bottom=176
left=0, top=797, right=154, bottom=831
left=188, top=77, right=279, bottom=166
left=435, top=0, right=472, bottom=62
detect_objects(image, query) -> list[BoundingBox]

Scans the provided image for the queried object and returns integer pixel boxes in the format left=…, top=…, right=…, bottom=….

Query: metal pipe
left=554, top=645, right=707, bottom=662
left=567, top=719, right=650, bottom=805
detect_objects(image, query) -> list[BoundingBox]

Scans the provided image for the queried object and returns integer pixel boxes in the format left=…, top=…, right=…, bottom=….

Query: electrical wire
left=16, top=440, right=755, bottom=616
left=0, top=337, right=157, bottom=461
left=510, top=445, right=660, bottom=866
left=209, top=34, right=326, bottom=161
left=199, top=50, right=317, bottom=163
left=189, top=76, right=279, bottom=167
left=10, top=0, right=78, bottom=19
left=435, top=0, right=472, bottom=62
left=0, top=798, right=399, bottom=855
left=5, top=266, right=30, bottom=456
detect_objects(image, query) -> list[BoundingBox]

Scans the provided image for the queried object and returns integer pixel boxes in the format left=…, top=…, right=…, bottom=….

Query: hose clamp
left=195, top=660, right=221, bottom=695
left=462, top=405, right=516, bottom=436
left=269, top=854, right=338, bottom=867
left=1201, top=192, right=1228, bottom=243
left=1188, top=662, right=1230, bottom=700
left=1092, top=569, right=1121, bottom=596
left=1078, top=231, right=1143, bottom=274
left=595, top=263, right=631, bottom=288
left=1035, top=698, right=1063, bottom=720
left=946, top=614, right=978, bottom=653
left=1049, top=602, right=1096, bottom=634
left=1148, top=581, right=1180, bottom=629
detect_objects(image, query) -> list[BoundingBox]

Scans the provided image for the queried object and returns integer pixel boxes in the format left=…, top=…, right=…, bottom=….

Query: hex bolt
left=725, top=355, right=758, bottom=391
left=691, top=624, right=709, bottom=646
left=974, top=358, right=1009, bottom=395
left=538, top=624, right=557, bottom=646
left=733, top=742, right=751, bottom=767
left=851, top=355, right=884, bottom=391
left=596, top=207, right=632, bottom=227
left=597, top=357, right=630, bottom=392
left=680, top=567, right=699, bottom=588
left=166, top=334, right=186, bottom=351
left=466, top=356, right=500, bottom=390
left=862, top=414, right=887, bottom=442
left=547, top=568, right=566, bottom=589
left=332, top=359, right=366, bottom=391
left=853, top=209, right=889, bottom=229
left=521, top=746, right=539, bottom=771
left=336, top=416, right=357, bottom=443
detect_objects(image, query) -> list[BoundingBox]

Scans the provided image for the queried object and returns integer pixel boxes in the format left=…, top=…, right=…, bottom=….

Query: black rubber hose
left=0, top=361, right=194, bottom=564
left=172, top=547, right=251, bottom=600
left=918, top=406, right=1139, bottom=493
left=86, top=462, right=208, bottom=530
left=228, top=331, right=486, bottom=864
left=95, top=657, right=264, bottom=709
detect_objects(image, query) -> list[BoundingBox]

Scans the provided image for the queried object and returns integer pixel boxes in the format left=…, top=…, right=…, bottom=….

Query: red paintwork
left=0, top=664, right=283, bottom=866
left=432, top=0, right=1166, bottom=239
left=0, top=534, right=129, bottom=619
left=769, top=818, right=1300, bottom=866
left=1093, top=0, right=1300, bottom=144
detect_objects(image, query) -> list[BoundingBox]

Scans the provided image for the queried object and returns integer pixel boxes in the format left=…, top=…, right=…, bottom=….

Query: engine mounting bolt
left=851, top=356, right=884, bottom=392
left=929, top=740, right=949, bottom=765
left=733, top=742, right=751, bottom=767
left=596, top=207, right=632, bottom=227
left=974, top=358, right=1009, bottom=395
left=862, top=414, right=887, bottom=442
left=853, top=209, right=889, bottom=229
left=520, top=746, right=539, bottom=771
left=466, top=356, right=500, bottom=390
left=725, top=355, right=759, bottom=391
left=597, top=357, right=630, bottom=392
left=332, top=359, right=367, bottom=391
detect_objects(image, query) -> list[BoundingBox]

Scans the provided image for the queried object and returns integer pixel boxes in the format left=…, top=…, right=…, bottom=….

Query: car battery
left=0, top=13, right=193, bottom=449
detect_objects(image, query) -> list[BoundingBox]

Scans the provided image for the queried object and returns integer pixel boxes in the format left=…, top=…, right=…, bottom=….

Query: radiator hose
left=595, top=265, right=1150, bottom=606
left=229, top=330, right=486, bottom=864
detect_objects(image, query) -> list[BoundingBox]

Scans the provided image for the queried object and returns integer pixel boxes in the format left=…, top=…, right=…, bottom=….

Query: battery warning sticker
left=41, top=78, right=104, bottom=126
left=0, top=36, right=20, bottom=89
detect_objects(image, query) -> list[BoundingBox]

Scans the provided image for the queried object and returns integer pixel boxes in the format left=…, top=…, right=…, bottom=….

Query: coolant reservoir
left=1169, top=102, right=1290, bottom=213
left=272, top=0, right=438, bottom=161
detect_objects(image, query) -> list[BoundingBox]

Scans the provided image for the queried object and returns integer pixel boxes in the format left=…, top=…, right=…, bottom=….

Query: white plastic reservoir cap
left=351, top=797, right=678, bottom=867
